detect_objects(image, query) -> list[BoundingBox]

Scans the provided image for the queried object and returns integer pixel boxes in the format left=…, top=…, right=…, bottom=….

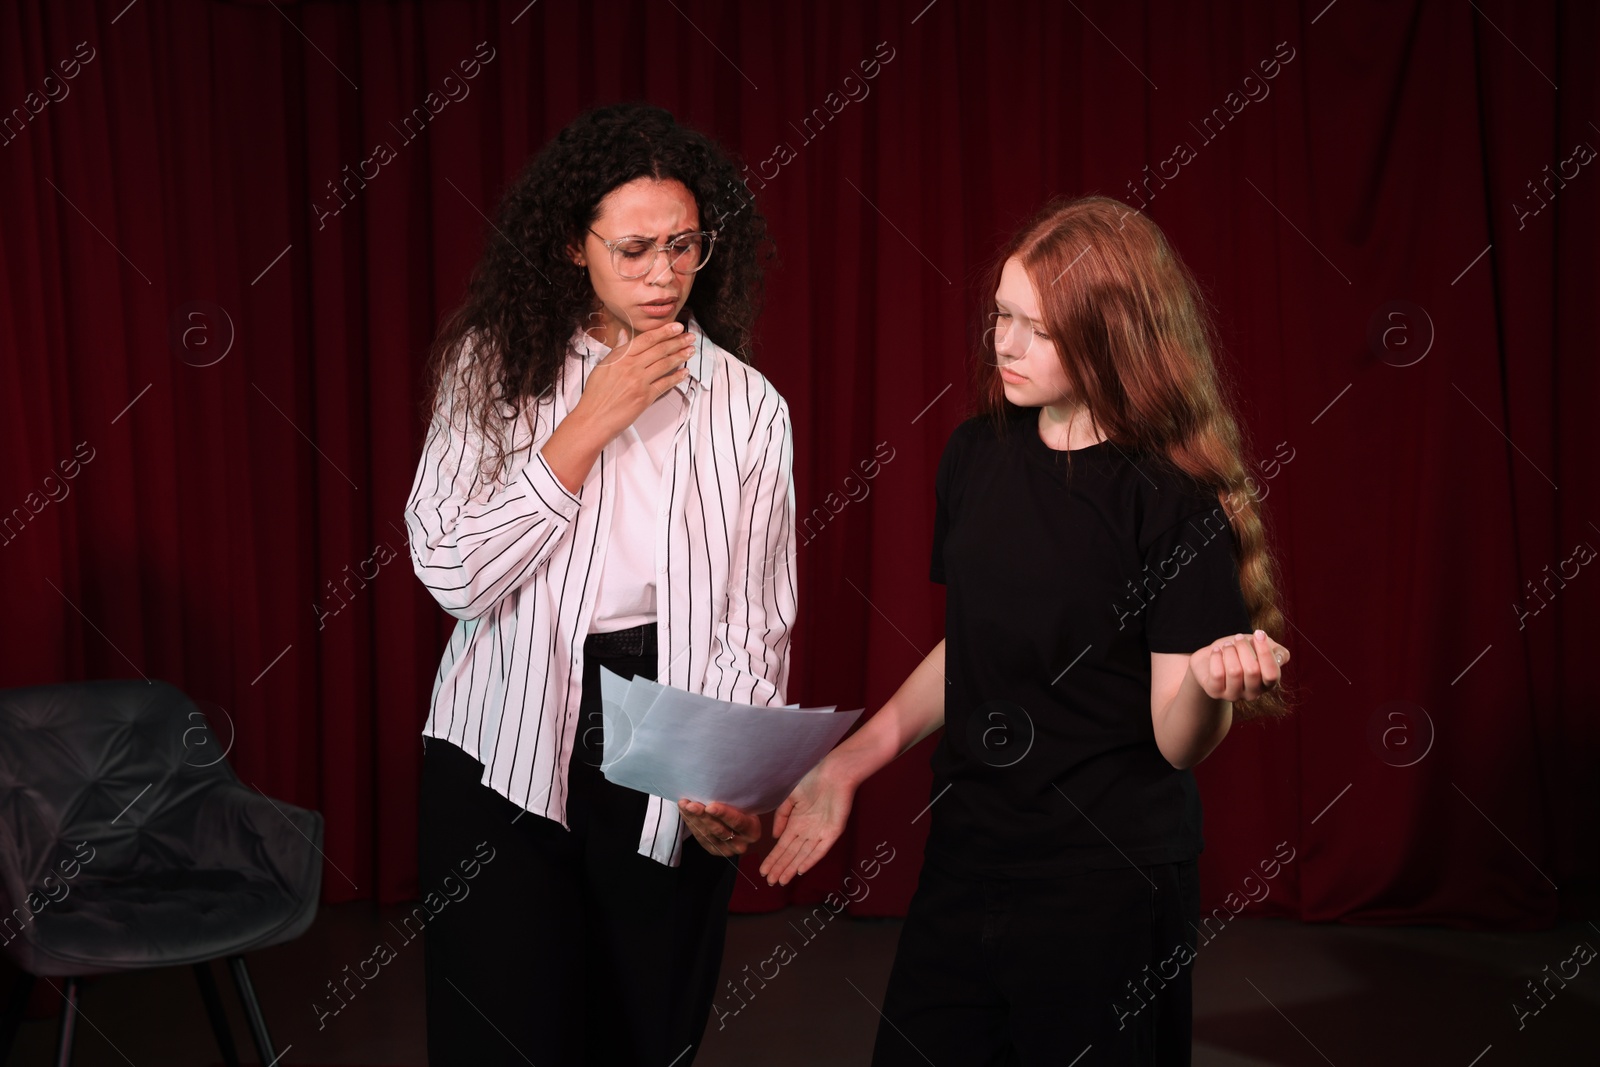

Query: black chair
left=0, top=679, right=323, bottom=1066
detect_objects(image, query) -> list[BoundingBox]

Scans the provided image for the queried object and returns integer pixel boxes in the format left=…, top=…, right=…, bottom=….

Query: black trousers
left=871, top=855, right=1201, bottom=1067
left=418, top=625, right=739, bottom=1066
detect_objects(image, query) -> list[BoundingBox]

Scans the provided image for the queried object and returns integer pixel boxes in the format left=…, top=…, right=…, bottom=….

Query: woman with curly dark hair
left=403, top=102, right=794, bottom=1065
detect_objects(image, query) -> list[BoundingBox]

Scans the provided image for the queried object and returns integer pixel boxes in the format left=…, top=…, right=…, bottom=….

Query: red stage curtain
left=2, top=0, right=1594, bottom=929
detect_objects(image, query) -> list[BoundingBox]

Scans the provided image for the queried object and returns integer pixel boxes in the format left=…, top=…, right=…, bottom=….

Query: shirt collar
left=568, top=313, right=713, bottom=394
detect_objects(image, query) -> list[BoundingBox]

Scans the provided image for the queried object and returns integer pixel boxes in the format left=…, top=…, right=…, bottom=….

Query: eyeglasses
left=587, top=228, right=717, bottom=280
left=984, top=309, right=1050, bottom=363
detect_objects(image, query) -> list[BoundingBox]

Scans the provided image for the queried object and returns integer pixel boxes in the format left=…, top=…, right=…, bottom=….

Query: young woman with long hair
left=759, top=195, right=1292, bottom=1066
left=404, top=102, right=793, bottom=1065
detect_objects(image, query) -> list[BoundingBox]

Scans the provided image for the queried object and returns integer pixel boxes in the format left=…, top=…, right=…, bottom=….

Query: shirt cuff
left=638, top=795, right=688, bottom=867
left=522, top=448, right=583, bottom=519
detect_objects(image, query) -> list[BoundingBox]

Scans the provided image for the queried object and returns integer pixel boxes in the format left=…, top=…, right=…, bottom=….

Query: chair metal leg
left=53, top=976, right=79, bottom=1067
left=193, top=962, right=241, bottom=1067
left=0, top=972, right=37, bottom=1063
left=226, top=956, right=277, bottom=1065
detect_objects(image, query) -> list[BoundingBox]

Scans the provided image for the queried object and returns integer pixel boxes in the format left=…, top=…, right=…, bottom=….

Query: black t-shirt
left=925, top=404, right=1252, bottom=877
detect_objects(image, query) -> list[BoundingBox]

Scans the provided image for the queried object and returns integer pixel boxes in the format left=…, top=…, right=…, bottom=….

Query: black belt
left=584, top=622, right=657, bottom=659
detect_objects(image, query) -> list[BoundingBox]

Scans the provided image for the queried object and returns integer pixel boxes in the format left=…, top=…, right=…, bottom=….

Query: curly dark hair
left=421, top=102, right=773, bottom=481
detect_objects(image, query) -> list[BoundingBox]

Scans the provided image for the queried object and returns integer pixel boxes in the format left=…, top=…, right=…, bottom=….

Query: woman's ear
left=566, top=239, right=586, bottom=268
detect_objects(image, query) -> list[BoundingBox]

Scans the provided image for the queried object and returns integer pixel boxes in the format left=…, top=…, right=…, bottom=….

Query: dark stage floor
left=5, top=903, right=1595, bottom=1065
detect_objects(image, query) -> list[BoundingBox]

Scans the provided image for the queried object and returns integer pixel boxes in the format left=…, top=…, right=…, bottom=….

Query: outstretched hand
left=758, top=761, right=855, bottom=887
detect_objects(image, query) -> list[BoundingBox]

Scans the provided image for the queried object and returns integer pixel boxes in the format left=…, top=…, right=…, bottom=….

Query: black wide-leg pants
left=418, top=626, right=739, bottom=1066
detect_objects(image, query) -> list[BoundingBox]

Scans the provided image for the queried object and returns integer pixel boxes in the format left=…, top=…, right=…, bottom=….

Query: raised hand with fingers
left=570, top=320, right=697, bottom=443
left=1190, top=628, right=1290, bottom=703
left=538, top=320, right=699, bottom=497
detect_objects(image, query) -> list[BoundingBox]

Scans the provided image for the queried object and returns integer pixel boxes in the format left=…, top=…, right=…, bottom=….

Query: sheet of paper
left=598, top=667, right=633, bottom=720
left=597, top=668, right=651, bottom=765
left=596, top=667, right=862, bottom=813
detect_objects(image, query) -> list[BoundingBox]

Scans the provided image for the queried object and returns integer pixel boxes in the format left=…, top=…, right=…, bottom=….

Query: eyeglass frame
left=585, top=227, right=718, bottom=279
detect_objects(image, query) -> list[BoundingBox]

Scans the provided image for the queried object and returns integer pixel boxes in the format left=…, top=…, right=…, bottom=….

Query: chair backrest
left=0, top=679, right=239, bottom=913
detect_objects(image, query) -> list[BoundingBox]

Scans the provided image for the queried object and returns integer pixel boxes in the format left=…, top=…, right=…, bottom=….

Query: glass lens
left=667, top=234, right=706, bottom=273
left=611, top=238, right=657, bottom=279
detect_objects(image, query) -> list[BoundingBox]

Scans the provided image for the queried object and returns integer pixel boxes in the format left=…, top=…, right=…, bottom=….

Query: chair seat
left=9, top=869, right=317, bottom=977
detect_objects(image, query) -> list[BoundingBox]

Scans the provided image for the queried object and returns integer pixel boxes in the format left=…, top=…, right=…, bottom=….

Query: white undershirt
left=586, top=349, right=689, bottom=634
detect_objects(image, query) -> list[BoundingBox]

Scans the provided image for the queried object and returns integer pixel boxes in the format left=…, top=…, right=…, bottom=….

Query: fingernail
left=1254, top=629, right=1266, bottom=640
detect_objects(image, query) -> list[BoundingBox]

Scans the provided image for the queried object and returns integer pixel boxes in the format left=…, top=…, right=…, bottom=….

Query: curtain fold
left=2, top=0, right=1593, bottom=928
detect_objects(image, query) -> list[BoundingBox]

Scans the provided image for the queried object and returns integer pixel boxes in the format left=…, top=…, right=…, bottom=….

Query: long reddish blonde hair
left=974, top=196, right=1291, bottom=721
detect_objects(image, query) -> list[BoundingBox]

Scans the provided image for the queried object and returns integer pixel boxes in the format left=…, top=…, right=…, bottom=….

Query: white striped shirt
left=403, top=316, right=796, bottom=866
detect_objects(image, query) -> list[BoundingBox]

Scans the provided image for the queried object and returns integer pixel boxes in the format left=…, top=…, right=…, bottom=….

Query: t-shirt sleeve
left=929, top=425, right=961, bottom=585
left=1141, top=505, right=1253, bottom=653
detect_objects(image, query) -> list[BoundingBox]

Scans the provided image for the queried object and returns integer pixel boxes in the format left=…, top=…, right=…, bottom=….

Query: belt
left=583, top=622, right=657, bottom=660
